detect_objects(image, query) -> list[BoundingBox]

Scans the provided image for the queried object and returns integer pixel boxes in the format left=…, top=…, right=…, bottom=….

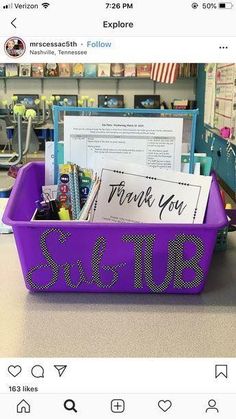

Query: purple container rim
left=3, top=161, right=228, bottom=230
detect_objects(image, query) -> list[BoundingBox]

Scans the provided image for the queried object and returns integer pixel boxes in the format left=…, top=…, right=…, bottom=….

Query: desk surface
left=0, top=233, right=236, bottom=357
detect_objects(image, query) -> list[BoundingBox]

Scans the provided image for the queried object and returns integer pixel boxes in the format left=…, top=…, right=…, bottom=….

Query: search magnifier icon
left=64, top=399, right=77, bottom=413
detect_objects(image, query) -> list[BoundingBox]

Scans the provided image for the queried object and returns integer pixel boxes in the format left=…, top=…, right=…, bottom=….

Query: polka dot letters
left=173, top=233, right=204, bottom=289
left=123, top=233, right=204, bottom=292
left=26, top=228, right=71, bottom=290
left=26, top=229, right=205, bottom=292
left=91, top=236, right=126, bottom=289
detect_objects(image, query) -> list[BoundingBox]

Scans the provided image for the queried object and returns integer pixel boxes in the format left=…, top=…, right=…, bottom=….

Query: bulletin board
left=215, top=64, right=235, bottom=131
left=204, top=63, right=236, bottom=140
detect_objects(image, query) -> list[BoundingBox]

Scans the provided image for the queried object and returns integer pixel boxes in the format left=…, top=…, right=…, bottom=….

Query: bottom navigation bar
left=1, top=393, right=236, bottom=418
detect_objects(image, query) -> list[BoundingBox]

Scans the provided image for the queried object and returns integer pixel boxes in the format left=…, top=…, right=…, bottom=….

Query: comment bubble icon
left=31, top=365, right=45, bottom=378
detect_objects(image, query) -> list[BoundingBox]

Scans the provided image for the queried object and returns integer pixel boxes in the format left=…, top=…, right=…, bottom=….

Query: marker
left=58, top=208, right=70, bottom=221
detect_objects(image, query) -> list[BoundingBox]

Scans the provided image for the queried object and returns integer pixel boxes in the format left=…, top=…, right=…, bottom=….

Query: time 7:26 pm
left=105, top=3, right=134, bottom=9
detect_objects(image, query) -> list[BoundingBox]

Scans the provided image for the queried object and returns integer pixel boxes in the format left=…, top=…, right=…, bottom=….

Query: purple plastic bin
left=3, top=162, right=227, bottom=294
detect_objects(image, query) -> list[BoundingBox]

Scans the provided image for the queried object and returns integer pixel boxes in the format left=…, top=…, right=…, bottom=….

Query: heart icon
left=8, top=365, right=22, bottom=378
left=158, top=400, right=172, bottom=412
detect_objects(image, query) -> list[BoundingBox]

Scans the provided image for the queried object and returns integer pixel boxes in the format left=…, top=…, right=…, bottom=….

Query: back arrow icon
left=11, top=18, right=17, bottom=28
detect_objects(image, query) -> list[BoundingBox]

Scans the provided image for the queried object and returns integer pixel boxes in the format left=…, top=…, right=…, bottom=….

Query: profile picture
left=4, top=37, right=26, bottom=58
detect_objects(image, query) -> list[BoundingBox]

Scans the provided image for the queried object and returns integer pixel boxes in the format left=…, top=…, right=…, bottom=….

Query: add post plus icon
left=111, top=399, right=125, bottom=413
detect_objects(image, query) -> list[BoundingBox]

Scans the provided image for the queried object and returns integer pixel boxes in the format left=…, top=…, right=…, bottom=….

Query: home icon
left=17, top=399, right=31, bottom=414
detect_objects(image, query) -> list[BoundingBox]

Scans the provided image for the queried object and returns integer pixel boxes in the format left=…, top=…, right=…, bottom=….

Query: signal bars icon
left=3, top=3, right=13, bottom=9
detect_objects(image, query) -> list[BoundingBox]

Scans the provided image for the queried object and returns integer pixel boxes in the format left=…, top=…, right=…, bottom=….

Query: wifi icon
left=42, top=2, right=50, bottom=8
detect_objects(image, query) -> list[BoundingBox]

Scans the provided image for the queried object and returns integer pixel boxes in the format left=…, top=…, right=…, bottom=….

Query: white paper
left=42, top=185, right=58, bottom=201
left=92, top=161, right=212, bottom=224
left=64, top=116, right=183, bottom=172
left=181, top=162, right=200, bottom=175
left=45, top=141, right=54, bottom=186
left=204, top=64, right=216, bottom=127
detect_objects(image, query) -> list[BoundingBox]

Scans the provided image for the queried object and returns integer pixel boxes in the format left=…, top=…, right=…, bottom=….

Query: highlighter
left=58, top=208, right=71, bottom=221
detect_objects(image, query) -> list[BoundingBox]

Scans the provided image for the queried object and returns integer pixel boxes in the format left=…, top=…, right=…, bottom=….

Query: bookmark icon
left=54, top=365, right=67, bottom=377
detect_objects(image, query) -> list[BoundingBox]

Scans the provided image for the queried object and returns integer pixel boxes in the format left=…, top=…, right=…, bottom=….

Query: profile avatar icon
left=4, top=37, right=26, bottom=58
left=205, top=399, right=219, bottom=413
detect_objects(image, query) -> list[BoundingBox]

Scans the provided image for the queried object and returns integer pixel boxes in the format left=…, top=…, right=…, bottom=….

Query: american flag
left=150, top=63, right=180, bottom=84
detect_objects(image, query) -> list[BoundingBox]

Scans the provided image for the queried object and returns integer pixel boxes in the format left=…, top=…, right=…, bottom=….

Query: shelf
left=205, top=125, right=236, bottom=148
left=0, top=76, right=150, bottom=80
left=0, top=76, right=196, bottom=81
left=0, top=75, right=197, bottom=96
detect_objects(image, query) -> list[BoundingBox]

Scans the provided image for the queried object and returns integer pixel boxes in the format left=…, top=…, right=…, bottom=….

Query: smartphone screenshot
left=0, top=0, right=235, bottom=417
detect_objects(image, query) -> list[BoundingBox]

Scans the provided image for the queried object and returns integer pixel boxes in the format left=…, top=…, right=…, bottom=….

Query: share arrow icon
left=54, top=365, right=67, bottom=377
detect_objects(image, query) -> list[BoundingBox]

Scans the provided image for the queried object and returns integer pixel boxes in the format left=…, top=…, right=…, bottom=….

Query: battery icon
left=219, top=2, right=233, bottom=8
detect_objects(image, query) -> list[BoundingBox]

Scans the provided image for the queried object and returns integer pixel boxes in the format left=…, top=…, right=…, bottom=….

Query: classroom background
left=0, top=63, right=235, bottom=201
